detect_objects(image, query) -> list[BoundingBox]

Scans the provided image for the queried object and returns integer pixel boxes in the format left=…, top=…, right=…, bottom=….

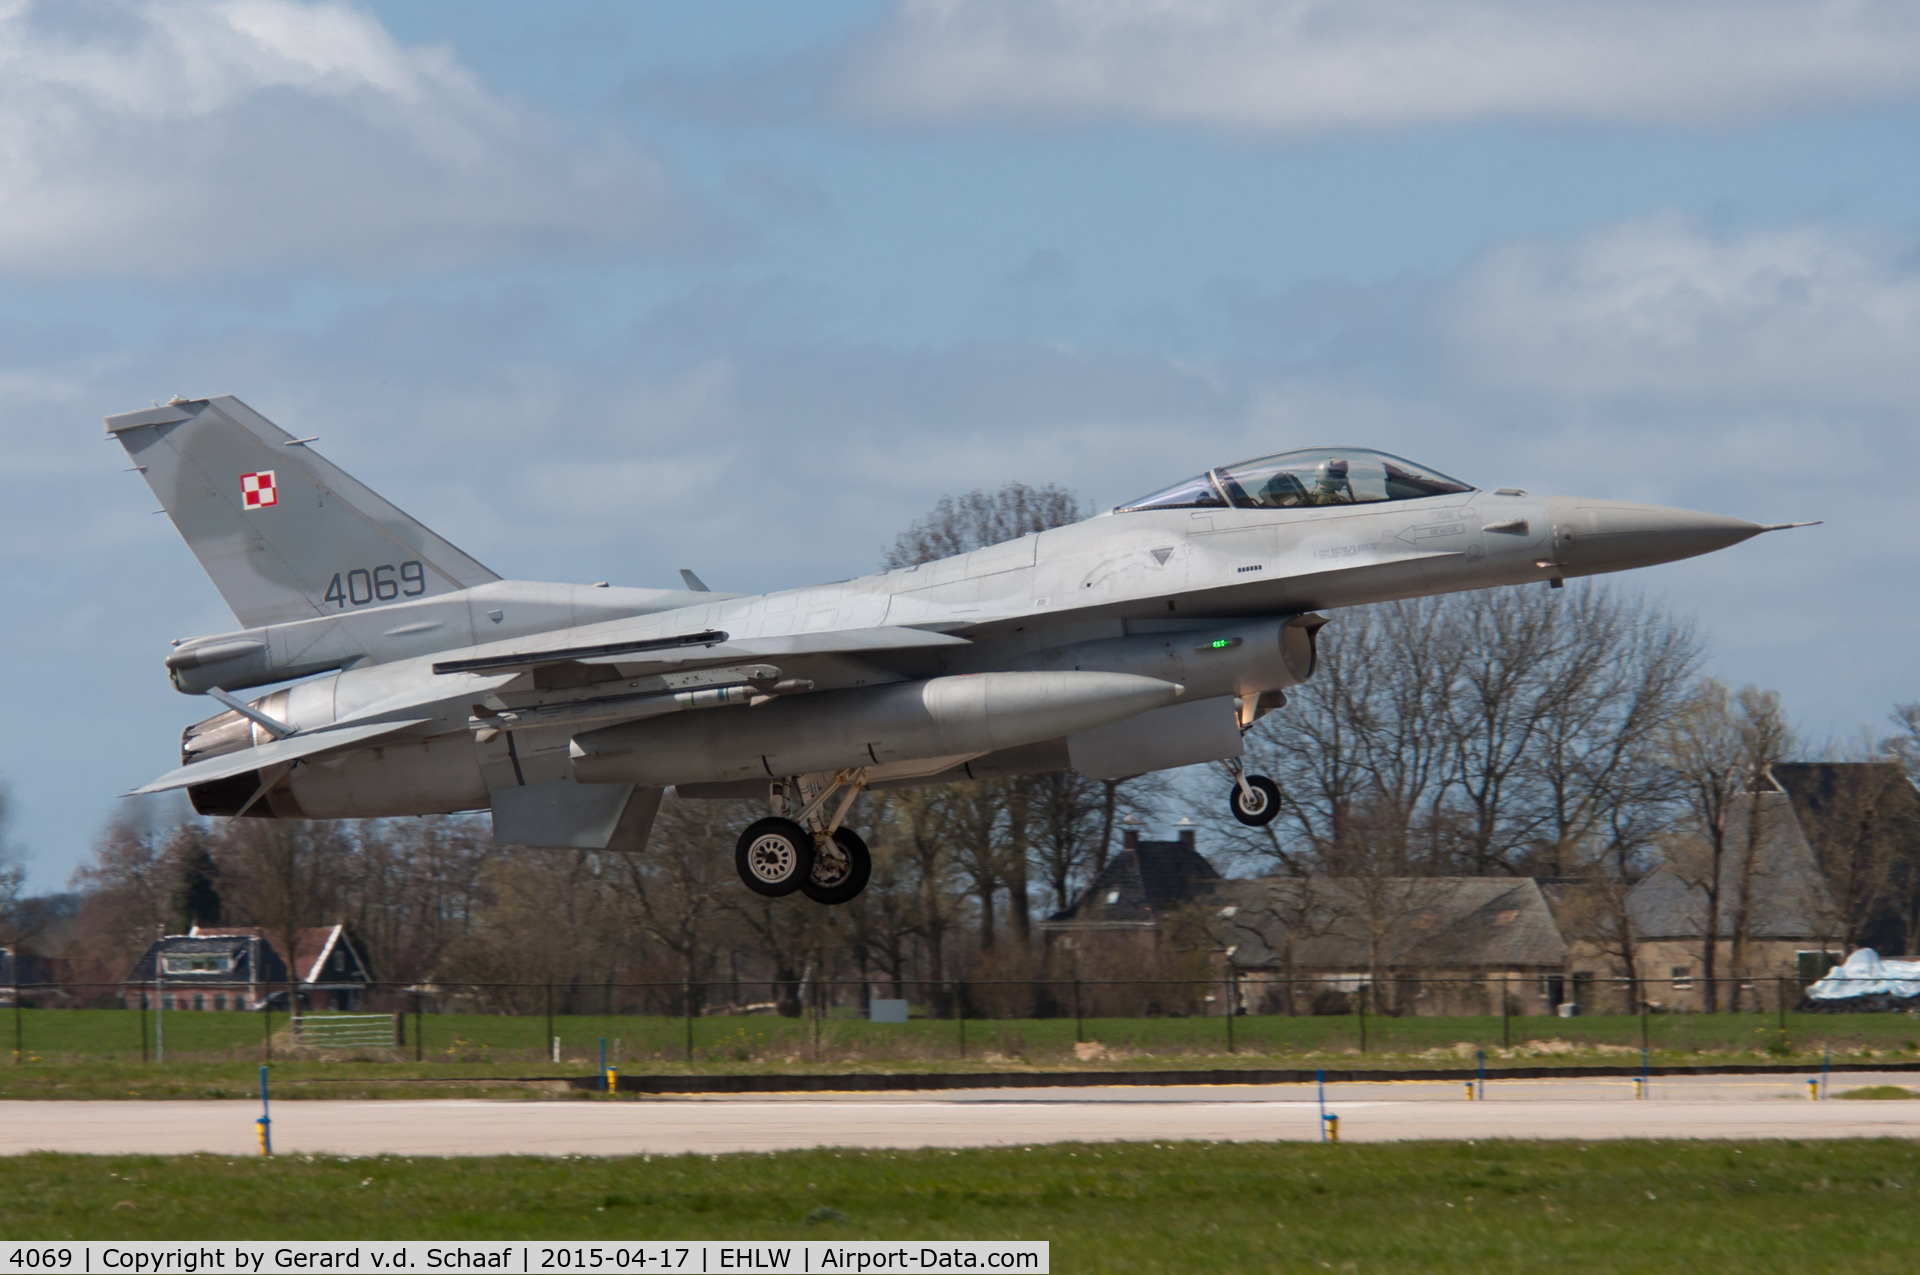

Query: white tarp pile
left=1805, top=949, right=1920, bottom=1001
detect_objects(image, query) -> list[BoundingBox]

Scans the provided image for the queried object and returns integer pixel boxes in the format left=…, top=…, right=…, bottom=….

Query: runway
left=5, top=1074, right=1919, bottom=1157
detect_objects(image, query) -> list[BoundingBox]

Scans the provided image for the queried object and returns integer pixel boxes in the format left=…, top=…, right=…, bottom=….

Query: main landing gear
left=732, top=770, right=873, bottom=905
left=1225, top=758, right=1281, bottom=828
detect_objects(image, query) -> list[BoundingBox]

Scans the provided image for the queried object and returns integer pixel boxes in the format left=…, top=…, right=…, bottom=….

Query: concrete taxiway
left=5, top=1074, right=1919, bottom=1157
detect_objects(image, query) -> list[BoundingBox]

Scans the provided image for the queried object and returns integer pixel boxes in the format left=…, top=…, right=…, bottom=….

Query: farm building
left=121, top=924, right=371, bottom=1012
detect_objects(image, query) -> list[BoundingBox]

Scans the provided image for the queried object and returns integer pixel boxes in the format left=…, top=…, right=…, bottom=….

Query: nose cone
left=1547, top=498, right=1764, bottom=577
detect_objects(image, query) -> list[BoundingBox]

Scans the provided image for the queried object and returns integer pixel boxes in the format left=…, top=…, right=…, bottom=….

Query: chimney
left=1122, top=828, right=1140, bottom=851
left=1179, top=829, right=1195, bottom=849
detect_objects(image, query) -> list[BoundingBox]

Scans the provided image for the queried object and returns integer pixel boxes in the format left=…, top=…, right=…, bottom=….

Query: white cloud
left=1442, top=215, right=1920, bottom=403
left=836, top=0, right=1920, bottom=130
left=0, top=0, right=710, bottom=275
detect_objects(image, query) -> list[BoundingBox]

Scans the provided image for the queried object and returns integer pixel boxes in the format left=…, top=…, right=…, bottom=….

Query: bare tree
left=0, top=785, right=26, bottom=950
left=1887, top=702, right=1920, bottom=781
left=71, top=815, right=199, bottom=972
left=884, top=482, right=1083, bottom=569
left=884, top=480, right=1092, bottom=948
left=343, top=816, right=492, bottom=984
left=215, top=820, right=355, bottom=1014
left=1777, top=750, right=1920, bottom=956
left=1232, top=584, right=1698, bottom=878
left=616, top=795, right=733, bottom=990
left=1022, top=770, right=1111, bottom=914
left=842, top=837, right=923, bottom=991
left=438, top=846, right=626, bottom=1012
left=722, top=891, right=840, bottom=1018
left=1233, top=600, right=1454, bottom=870
left=868, top=786, right=978, bottom=1002
left=1659, top=681, right=1795, bottom=1011
left=1533, top=589, right=1701, bottom=875
left=1442, top=587, right=1565, bottom=872
left=943, top=780, right=1009, bottom=949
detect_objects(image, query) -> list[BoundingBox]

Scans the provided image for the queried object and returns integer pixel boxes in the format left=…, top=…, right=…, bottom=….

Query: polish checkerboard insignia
left=240, top=470, right=278, bottom=509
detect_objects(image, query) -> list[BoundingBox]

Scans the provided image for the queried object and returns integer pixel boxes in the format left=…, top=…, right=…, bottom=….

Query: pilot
left=1307, top=458, right=1355, bottom=505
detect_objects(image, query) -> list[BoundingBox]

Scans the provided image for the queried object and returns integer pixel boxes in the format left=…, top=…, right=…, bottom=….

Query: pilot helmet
left=1316, top=458, right=1350, bottom=487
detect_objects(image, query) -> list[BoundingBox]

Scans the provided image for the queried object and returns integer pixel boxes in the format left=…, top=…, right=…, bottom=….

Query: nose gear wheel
left=802, top=827, right=872, bottom=906
left=735, top=817, right=816, bottom=896
left=1228, top=774, right=1282, bottom=827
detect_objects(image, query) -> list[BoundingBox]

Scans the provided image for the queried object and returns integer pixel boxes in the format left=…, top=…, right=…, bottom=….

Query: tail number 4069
left=324, top=561, right=427, bottom=608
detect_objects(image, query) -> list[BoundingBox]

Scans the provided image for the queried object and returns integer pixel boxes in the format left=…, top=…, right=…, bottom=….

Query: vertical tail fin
left=108, top=395, right=499, bottom=628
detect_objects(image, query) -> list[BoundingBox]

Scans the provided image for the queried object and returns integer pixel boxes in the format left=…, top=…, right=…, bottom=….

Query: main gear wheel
left=735, top=817, right=816, bottom=896
left=802, top=827, right=873, bottom=905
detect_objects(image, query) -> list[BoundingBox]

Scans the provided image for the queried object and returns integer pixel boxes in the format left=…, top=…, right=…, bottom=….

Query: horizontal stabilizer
left=131, top=718, right=428, bottom=795
left=433, top=624, right=971, bottom=678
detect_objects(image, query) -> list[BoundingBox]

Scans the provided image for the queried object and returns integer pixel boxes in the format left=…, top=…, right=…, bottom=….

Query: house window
left=214, top=993, right=227, bottom=1011
left=1670, top=966, right=1693, bottom=991
left=1105, top=890, right=1121, bottom=904
left=1796, top=951, right=1841, bottom=988
left=192, top=994, right=206, bottom=1011
left=163, top=953, right=233, bottom=976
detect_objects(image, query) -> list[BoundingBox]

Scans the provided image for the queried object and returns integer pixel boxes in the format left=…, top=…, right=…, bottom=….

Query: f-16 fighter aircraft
left=110, top=396, right=1809, bottom=904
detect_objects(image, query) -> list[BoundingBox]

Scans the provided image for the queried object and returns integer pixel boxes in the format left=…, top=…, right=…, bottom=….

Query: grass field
left=2, top=1007, right=1920, bottom=1099
left=7, top=1006, right=1920, bottom=1069
left=4, top=1141, right=1920, bottom=1271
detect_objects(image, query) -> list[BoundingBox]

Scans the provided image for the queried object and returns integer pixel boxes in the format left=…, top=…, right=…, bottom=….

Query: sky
left=3, top=0, right=1919, bottom=890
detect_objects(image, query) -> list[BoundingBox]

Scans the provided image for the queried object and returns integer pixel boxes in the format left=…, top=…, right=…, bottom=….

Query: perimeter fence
left=1, top=974, right=1914, bottom=1067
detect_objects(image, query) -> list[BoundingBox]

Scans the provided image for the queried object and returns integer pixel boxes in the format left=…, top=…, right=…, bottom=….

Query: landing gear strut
left=1224, top=758, right=1281, bottom=827
left=733, top=771, right=874, bottom=904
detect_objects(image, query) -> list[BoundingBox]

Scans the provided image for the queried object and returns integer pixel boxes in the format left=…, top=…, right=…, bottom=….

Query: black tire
left=1229, top=774, right=1282, bottom=827
left=735, top=817, right=816, bottom=896
left=802, top=827, right=873, bottom=906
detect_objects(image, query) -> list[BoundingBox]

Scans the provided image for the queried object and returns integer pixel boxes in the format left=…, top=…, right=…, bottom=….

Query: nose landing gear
left=733, top=771, right=874, bottom=904
left=1224, top=758, right=1281, bottom=827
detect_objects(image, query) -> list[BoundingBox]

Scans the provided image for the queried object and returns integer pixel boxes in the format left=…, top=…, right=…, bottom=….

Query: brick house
left=122, top=924, right=371, bottom=1012
left=1043, top=830, right=1569, bottom=1015
left=1548, top=784, right=1846, bottom=1012
left=1207, top=876, right=1571, bottom=1016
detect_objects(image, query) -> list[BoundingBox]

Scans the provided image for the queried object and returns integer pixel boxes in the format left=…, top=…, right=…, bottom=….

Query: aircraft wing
left=430, top=624, right=972, bottom=677
left=130, top=719, right=430, bottom=795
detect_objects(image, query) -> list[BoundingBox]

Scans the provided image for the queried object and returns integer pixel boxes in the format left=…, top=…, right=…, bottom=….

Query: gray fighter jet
left=110, top=396, right=1808, bottom=904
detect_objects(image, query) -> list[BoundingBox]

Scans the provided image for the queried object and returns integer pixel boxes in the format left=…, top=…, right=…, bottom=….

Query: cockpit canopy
left=1117, top=447, right=1474, bottom=513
